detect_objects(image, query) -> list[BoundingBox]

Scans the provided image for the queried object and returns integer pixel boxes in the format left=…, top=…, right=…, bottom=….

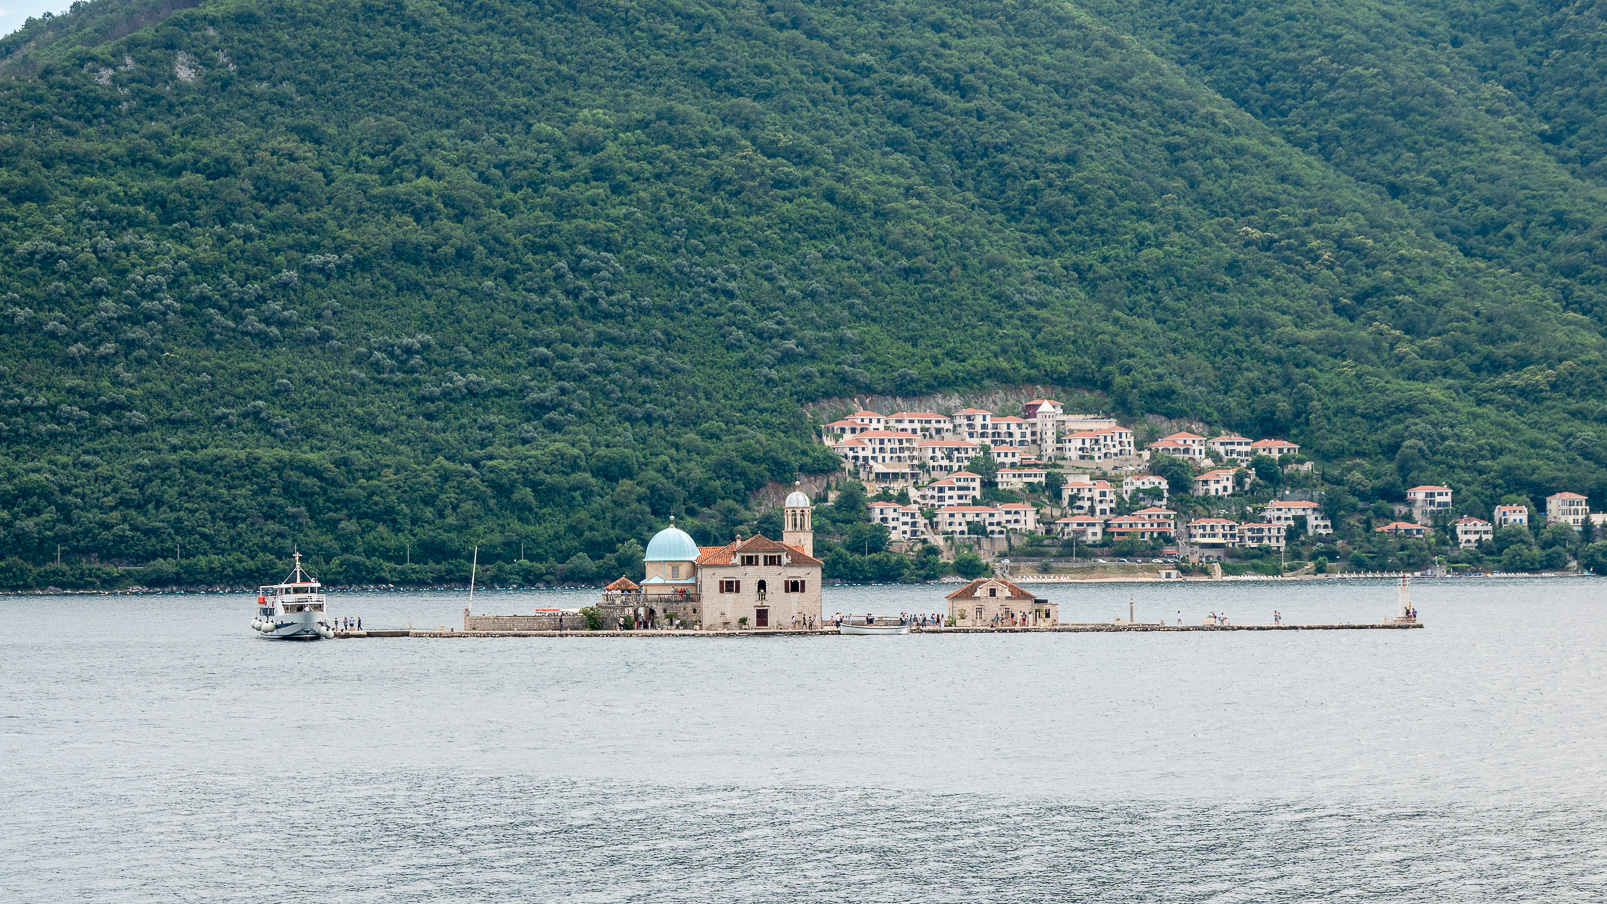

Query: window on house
left=670, top=565, right=680, bottom=579
left=719, top=579, right=740, bottom=593
left=785, top=578, right=805, bottom=593
left=764, top=554, right=782, bottom=566
left=988, top=587, right=997, bottom=597
left=740, top=555, right=758, bottom=566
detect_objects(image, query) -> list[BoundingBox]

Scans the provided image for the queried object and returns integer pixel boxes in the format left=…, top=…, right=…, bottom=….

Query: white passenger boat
left=250, top=553, right=334, bottom=640
left=838, top=620, right=911, bottom=635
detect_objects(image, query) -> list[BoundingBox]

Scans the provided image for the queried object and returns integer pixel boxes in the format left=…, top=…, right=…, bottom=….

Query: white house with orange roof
left=1054, top=517, right=1104, bottom=542
left=1248, top=438, right=1300, bottom=459
left=869, top=501, right=925, bottom=541
left=1546, top=492, right=1590, bottom=529
left=1207, top=434, right=1255, bottom=461
left=1184, top=518, right=1238, bottom=546
left=1061, top=475, right=1117, bottom=516
left=886, top=411, right=951, bottom=437
left=821, top=418, right=873, bottom=438
left=1145, top=438, right=1205, bottom=463
left=1378, top=521, right=1427, bottom=538
left=1192, top=468, right=1238, bottom=497
left=1493, top=504, right=1529, bottom=529
left=936, top=504, right=1038, bottom=537
left=917, top=438, right=981, bottom=474
left=996, top=467, right=1047, bottom=491
left=1238, top=522, right=1286, bottom=549
left=1406, top=485, right=1453, bottom=522
left=1106, top=514, right=1175, bottom=541
left=832, top=430, right=921, bottom=468
left=916, top=471, right=983, bottom=507
left=1055, top=426, right=1135, bottom=462
left=1121, top=474, right=1169, bottom=502
left=989, top=415, right=1036, bottom=447
left=1158, top=431, right=1207, bottom=458
left=1262, top=499, right=1332, bottom=535
left=1130, top=506, right=1178, bottom=531
left=990, top=447, right=1023, bottom=467
left=1454, top=516, right=1493, bottom=548
left=952, top=408, right=993, bottom=442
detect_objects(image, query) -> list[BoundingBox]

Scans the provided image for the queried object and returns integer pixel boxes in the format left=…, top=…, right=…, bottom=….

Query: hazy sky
left=2, top=1, right=73, bottom=40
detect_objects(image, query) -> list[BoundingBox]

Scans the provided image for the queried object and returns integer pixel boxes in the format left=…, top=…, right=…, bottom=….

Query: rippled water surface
left=3, top=579, right=1605, bottom=901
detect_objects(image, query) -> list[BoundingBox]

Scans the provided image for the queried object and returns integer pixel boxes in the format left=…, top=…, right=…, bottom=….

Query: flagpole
left=469, top=546, right=478, bottom=609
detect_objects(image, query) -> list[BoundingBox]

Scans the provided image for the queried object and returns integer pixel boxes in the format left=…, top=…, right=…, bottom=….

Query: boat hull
left=254, top=609, right=328, bottom=640
left=838, top=623, right=911, bottom=635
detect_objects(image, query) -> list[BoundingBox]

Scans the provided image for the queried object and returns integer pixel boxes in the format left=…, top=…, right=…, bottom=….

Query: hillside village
left=817, top=401, right=1607, bottom=576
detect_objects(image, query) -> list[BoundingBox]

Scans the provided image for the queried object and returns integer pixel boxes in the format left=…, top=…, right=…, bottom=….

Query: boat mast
left=468, top=546, right=478, bottom=608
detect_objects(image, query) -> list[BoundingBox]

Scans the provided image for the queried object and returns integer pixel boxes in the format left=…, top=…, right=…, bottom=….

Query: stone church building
left=608, top=487, right=824, bottom=630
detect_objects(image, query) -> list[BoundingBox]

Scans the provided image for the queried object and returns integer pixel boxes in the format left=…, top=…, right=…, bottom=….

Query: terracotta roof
left=1268, top=500, right=1320, bottom=508
left=604, top=576, right=641, bottom=591
left=1197, top=469, right=1237, bottom=479
left=917, top=439, right=977, bottom=447
left=853, top=430, right=921, bottom=439
left=1549, top=491, right=1587, bottom=499
left=889, top=411, right=947, bottom=419
left=1148, top=439, right=1190, bottom=448
left=1250, top=438, right=1296, bottom=447
left=958, top=408, right=992, bottom=414
left=939, top=505, right=996, bottom=513
left=1456, top=516, right=1491, bottom=525
left=1162, top=432, right=1205, bottom=441
left=695, top=534, right=822, bottom=567
left=1211, top=434, right=1251, bottom=442
left=945, top=577, right=1036, bottom=601
left=1188, top=518, right=1237, bottom=525
left=1408, top=485, right=1452, bottom=492
left=1379, top=521, right=1425, bottom=531
left=994, top=416, right=1028, bottom=423
left=950, top=471, right=982, bottom=478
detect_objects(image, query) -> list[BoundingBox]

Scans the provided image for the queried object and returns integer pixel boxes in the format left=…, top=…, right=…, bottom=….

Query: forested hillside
left=2, top=0, right=1607, bottom=588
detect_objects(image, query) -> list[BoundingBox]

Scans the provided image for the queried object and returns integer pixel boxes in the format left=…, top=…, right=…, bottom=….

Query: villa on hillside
left=1455, top=516, right=1493, bottom=548
left=1546, top=492, right=1590, bottom=529
left=1494, top=504, right=1529, bottom=528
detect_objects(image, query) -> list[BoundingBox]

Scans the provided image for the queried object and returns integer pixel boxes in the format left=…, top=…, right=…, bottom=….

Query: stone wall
left=463, top=611, right=585, bottom=632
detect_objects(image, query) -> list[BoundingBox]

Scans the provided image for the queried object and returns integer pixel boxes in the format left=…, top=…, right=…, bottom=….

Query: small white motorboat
left=838, top=621, right=911, bottom=635
left=251, top=552, right=334, bottom=640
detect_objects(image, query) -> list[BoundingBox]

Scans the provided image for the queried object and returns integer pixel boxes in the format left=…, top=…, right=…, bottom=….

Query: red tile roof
left=944, top=577, right=1036, bottom=601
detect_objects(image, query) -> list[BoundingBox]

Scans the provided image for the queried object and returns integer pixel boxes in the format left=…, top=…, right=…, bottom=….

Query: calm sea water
left=2, top=578, right=1604, bottom=901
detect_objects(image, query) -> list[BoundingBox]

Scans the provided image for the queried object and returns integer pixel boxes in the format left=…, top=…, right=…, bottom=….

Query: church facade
left=608, top=488, right=824, bottom=630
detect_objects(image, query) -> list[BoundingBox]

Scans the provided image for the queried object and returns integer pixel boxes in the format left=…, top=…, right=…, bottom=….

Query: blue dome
left=645, top=525, right=699, bottom=562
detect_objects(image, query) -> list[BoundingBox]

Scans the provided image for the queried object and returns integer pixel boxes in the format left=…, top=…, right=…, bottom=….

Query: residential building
left=1454, top=516, right=1493, bottom=549
left=1184, top=518, right=1239, bottom=547
left=946, top=577, right=1057, bottom=627
left=1248, top=438, right=1300, bottom=459
left=917, top=438, right=981, bottom=474
left=991, top=447, right=1023, bottom=468
left=1061, top=476, right=1118, bottom=516
left=1378, top=521, right=1427, bottom=538
left=989, top=415, right=1037, bottom=447
left=916, top=472, right=983, bottom=507
left=1493, top=504, right=1529, bottom=529
left=996, top=468, right=1047, bottom=491
left=1121, top=474, right=1169, bottom=502
left=1157, top=432, right=1208, bottom=460
left=1146, top=438, right=1206, bottom=463
left=1130, top=506, right=1178, bottom=532
left=1546, top=492, right=1590, bottom=529
left=1262, top=499, right=1333, bottom=535
left=1054, top=517, right=1104, bottom=542
left=821, top=418, right=874, bottom=438
left=869, top=501, right=925, bottom=541
left=935, top=504, right=1039, bottom=538
left=831, top=430, right=920, bottom=467
left=1207, top=434, right=1255, bottom=461
left=1193, top=468, right=1238, bottom=497
left=886, top=411, right=951, bottom=437
left=1406, top=485, right=1453, bottom=523
left=952, top=408, right=993, bottom=442
left=1107, top=514, right=1175, bottom=541
left=1238, top=522, right=1287, bottom=550
left=1056, top=427, right=1135, bottom=462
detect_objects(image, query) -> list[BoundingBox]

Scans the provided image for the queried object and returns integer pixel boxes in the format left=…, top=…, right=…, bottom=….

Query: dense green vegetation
left=3, top=0, right=1607, bottom=588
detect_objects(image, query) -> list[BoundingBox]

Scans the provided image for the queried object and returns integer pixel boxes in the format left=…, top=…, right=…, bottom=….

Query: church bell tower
left=783, top=482, right=814, bottom=557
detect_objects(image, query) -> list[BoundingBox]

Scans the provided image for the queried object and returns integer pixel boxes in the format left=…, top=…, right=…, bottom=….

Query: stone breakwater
left=339, top=622, right=1422, bottom=639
